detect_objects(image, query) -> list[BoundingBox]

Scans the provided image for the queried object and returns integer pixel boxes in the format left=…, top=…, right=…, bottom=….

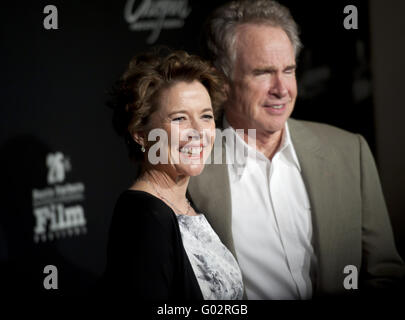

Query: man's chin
left=253, top=121, right=287, bottom=135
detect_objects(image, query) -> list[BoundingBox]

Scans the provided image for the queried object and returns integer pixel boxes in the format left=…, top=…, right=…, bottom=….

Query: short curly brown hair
left=108, top=48, right=225, bottom=163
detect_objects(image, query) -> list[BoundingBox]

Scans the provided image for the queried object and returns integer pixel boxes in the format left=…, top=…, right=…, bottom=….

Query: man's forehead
left=235, top=39, right=295, bottom=69
left=235, top=24, right=294, bottom=54
left=235, top=23, right=290, bottom=43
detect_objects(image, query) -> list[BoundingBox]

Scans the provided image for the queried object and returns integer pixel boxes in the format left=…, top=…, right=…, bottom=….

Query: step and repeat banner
left=0, top=0, right=376, bottom=295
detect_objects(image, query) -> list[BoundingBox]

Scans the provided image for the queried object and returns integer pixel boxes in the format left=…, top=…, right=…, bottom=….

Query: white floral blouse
left=176, top=213, right=244, bottom=300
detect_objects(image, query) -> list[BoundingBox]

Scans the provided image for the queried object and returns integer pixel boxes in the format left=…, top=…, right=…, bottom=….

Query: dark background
left=0, top=0, right=404, bottom=295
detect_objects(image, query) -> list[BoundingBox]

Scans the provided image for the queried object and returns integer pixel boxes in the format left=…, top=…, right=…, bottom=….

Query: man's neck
left=252, top=129, right=283, bottom=160
left=225, top=115, right=284, bottom=160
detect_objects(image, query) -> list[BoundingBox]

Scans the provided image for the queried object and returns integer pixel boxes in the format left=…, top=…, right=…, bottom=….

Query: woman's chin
left=176, top=163, right=206, bottom=177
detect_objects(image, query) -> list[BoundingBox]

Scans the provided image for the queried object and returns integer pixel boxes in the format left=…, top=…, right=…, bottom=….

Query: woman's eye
left=172, top=116, right=186, bottom=122
left=202, top=114, right=214, bottom=120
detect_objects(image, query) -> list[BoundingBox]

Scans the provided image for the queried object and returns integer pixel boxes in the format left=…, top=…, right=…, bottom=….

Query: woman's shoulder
left=112, top=189, right=176, bottom=231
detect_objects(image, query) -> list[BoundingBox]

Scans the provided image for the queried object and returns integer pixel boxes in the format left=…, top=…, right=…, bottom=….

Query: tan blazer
left=188, top=118, right=404, bottom=297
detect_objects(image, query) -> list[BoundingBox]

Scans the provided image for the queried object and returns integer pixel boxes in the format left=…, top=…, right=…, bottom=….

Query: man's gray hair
left=204, top=0, right=302, bottom=79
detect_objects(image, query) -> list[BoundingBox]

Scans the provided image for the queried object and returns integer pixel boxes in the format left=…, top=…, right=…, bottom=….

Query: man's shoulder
left=288, top=118, right=360, bottom=147
left=288, top=118, right=356, bottom=137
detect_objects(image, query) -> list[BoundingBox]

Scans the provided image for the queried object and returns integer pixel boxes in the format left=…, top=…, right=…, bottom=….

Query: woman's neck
left=132, top=166, right=190, bottom=208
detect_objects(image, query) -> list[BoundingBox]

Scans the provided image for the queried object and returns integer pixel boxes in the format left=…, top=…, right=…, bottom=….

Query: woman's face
left=145, top=80, right=216, bottom=177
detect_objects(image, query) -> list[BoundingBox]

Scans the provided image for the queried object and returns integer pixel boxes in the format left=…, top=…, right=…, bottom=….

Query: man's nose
left=269, top=74, right=288, bottom=97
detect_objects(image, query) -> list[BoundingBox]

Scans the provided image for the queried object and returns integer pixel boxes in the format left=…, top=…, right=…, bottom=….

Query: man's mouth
left=263, top=102, right=289, bottom=112
left=270, top=105, right=284, bottom=109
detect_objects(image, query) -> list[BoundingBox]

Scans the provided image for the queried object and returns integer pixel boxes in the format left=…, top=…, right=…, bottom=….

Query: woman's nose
left=185, top=121, right=207, bottom=144
left=190, top=119, right=204, bottom=135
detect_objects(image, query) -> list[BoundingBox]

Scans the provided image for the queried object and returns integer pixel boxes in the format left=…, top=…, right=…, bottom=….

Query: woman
left=104, top=49, right=243, bottom=300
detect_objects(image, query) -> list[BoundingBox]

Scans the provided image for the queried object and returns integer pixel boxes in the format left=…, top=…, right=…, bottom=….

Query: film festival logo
left=31, top=152, right=87, bottom=243
left=124, top=0, right=191, bottom=44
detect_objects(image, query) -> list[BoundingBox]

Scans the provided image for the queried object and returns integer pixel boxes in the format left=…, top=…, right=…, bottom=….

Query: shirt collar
left=223, top=116, right=302, bottom=179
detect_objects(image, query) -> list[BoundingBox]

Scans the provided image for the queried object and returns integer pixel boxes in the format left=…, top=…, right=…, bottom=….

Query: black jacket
left=103, top=190, right=203, bottom=300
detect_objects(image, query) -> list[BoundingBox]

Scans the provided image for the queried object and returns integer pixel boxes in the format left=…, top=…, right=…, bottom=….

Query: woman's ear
left=132, top=131, right=145, bottom=147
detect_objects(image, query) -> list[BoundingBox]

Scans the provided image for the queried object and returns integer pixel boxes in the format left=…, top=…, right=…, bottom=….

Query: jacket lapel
left=288, top=119, right=347, bottom=292
left=188, top=138, right=237, bottom=258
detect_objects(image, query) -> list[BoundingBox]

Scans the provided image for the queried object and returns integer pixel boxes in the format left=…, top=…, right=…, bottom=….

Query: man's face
left=226, top=23, right=297, bottom=134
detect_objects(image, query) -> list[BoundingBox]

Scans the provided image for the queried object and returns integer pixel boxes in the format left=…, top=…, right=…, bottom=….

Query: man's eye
left=253, top=70, right=267, bottom=76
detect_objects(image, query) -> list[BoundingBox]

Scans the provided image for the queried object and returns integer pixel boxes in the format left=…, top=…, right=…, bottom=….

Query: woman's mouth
left=179, top=145, right=204, bottom=156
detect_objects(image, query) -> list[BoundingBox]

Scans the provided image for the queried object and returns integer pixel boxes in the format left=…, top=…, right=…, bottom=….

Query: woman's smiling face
left=145, top=80, right=216, bottom=177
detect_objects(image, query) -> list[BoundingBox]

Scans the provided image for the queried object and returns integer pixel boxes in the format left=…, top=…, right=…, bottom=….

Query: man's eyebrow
left=284, top=64, right=297, bottom=70
left=252, top=64, right=297, bottom=73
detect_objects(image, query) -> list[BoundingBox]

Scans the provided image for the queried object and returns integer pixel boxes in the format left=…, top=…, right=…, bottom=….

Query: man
left=188, top=0, right=404, bottom=299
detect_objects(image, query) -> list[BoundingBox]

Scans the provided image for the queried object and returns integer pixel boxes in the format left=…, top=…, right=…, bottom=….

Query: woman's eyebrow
left=201, top=108, right=214, bottom=113
left=168, top=110, right=187, bottom=116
